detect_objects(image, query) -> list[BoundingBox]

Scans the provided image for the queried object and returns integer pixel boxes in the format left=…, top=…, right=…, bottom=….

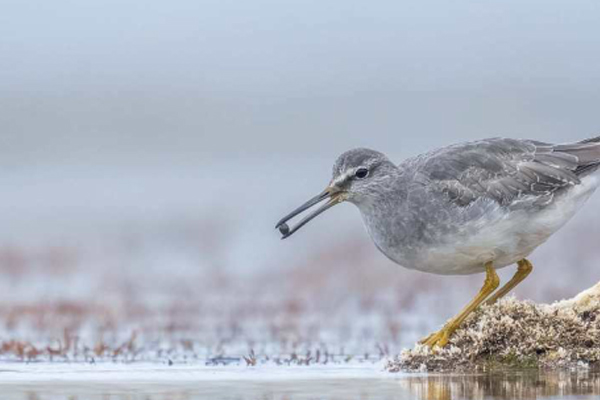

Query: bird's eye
left=355, top=167, right=369, bottom=179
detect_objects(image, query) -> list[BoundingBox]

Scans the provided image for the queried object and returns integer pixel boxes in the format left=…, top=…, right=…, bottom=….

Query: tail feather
left=553, top=136, right=600, bottom=176
left=554, top=137, right=600, bottom=162
left=579, top=135, right=600, bottom=144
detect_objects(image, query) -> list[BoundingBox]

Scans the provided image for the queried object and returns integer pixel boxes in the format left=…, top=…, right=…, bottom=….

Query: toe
left=421, top=329, right=452, bottom=348
left=419, top=332, right=436, bottom=345
left=422, top=332, right=443, bottom=348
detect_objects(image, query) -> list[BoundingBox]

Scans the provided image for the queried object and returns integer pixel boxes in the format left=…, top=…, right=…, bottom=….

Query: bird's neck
left=352, top=171, right=409, bottom=221
left=352, top=171, right=413, bottom=254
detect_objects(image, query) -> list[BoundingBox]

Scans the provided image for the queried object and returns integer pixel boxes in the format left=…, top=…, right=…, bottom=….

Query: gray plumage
left=279, top=136, right=600, bottom=276
left=276, top=136, right=600, bottom=349
left=413, top=137, right=600, bottom=207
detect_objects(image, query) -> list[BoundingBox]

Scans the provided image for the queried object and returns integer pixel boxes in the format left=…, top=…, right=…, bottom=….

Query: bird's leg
left=485, top=258, right=533, bottom=305
left=420, top=262, right=499, bottom=348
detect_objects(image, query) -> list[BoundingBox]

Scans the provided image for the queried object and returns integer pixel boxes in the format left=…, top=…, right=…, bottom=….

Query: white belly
left=408, top=175, right=599, bottom=275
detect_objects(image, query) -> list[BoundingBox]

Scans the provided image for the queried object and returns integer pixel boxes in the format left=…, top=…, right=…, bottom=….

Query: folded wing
left=418, top=137, right=600, bottom=207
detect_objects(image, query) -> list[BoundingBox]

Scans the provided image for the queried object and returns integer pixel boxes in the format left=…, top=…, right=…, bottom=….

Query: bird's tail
left=579, top=135, right=600, bottom=144
left=558, top=135, right=600, bottom=176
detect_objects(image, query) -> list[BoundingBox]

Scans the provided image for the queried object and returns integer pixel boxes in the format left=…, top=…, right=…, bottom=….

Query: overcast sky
left=2, top=0, right=600, bottom=167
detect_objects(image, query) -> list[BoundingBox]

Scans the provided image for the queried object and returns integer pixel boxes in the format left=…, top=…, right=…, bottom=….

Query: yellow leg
left=420, top=262, right=500, bottom=348
left=485, top=258, right=533, bottom=305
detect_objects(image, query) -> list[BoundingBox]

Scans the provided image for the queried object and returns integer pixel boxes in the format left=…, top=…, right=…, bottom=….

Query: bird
left=276, top=136, right=600, bottom=348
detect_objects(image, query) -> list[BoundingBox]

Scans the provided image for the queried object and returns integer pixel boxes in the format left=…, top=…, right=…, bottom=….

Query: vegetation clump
left=388, top=282, right=600, bottom=372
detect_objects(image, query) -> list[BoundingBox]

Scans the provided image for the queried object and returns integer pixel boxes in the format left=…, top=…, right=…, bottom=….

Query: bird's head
left=276, top=148, right=396, bottom=239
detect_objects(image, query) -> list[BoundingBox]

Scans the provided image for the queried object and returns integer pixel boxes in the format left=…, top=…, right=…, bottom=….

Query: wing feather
left=416, top=137, right=600, bottom=207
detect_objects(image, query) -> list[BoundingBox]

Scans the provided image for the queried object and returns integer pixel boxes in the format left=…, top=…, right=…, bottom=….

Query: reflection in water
left=400, top=368, right=600, bottom=400
left=4, top=369, right=600, bottom=400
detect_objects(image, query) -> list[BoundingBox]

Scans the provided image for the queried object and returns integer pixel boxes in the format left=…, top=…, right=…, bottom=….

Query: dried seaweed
left=388, top=282, right=600, bottom=372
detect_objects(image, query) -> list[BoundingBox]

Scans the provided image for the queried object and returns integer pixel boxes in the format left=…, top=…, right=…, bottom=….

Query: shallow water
left=0, top=363, right=599, bottom=400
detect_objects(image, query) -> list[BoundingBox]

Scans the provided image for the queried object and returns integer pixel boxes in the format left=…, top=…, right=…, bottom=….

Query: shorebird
left=276, top=137, right=600, bottom=348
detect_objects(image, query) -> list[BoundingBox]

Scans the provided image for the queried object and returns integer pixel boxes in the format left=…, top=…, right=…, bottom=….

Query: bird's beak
left=275, top=186, right=346, bottom=239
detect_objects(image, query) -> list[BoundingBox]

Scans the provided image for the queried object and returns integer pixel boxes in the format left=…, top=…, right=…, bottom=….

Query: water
left=0, top=363, right=598, bottom=399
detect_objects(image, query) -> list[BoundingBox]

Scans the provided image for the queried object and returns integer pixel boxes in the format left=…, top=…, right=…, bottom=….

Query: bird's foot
left=419, top=325, right=455, bottom=348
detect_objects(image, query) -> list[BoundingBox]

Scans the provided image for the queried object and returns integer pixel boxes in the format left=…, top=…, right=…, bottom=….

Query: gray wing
left=415, top=137, right=600, bottom=207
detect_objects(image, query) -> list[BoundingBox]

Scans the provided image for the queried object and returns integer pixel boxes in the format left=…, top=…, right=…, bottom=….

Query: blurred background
left=0, top=0, right=599, bottom=363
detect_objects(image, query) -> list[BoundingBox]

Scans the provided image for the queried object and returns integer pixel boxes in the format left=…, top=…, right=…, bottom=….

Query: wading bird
left=276, top=137, right=600, bottom=347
